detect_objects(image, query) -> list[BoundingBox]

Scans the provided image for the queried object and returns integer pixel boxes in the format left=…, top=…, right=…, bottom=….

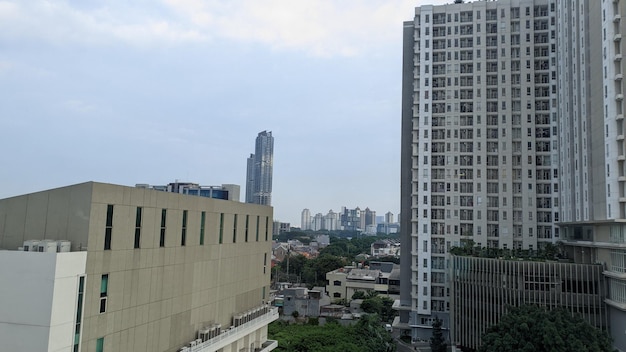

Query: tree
left=352, top=290, right=366, bottom=300
left=430, top=317, right=447, bottom=352
left=479, top=305, right=613, bottom=352
left=267, top=315, right=396, bottom=352
left=360, top=295, right=397, bottom=322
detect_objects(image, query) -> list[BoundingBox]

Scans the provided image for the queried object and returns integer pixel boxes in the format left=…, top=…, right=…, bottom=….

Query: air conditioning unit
left=57, top=240, right=71, bottom=252
left=198, top=329, right=210, bottom=342
left=179, top=347, right=190, bottom=352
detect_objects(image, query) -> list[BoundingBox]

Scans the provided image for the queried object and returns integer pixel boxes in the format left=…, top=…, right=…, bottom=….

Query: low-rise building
left=326, top=262, right=400, bottom=301
left=450, top=254, right=607, bottom=350
left=0, top=182, right=277, bottom=352
left=281, top=287, right=330, bottom=318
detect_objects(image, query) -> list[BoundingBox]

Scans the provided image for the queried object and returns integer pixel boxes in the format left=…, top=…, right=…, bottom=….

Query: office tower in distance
left=301, top=208, right=312, bottom=230
left=385, top=212, right=394, bottom=224
left=400, top=0, right=560, bottom=341
left=246, top=131, right=274, bottom=206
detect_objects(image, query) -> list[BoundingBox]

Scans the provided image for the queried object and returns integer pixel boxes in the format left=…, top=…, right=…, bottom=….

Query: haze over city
left=0, top=0, right=449, bottom=225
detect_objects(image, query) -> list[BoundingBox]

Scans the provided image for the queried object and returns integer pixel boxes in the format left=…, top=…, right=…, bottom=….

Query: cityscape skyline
left=0, top=0, right=450, bottom=226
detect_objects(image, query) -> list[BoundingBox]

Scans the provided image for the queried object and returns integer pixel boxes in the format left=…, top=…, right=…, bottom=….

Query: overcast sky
left=0, top=0, right=449, bottom=225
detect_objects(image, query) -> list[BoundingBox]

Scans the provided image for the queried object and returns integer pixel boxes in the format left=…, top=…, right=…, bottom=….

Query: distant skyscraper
left=385, top=212, right=394, bottom=224
left=246, top=131, right=274, bottom=205
left=301, top=209, right=312, bottom=230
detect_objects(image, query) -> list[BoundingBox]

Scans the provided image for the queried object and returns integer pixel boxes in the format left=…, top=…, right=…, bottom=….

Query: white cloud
left=0, top=0, right=448, bottom=56
left=0, top=0, right=207, bottom=47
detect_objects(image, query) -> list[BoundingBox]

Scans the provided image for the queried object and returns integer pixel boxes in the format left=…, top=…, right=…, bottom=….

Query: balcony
left=193, top=307, right=279, bottom=352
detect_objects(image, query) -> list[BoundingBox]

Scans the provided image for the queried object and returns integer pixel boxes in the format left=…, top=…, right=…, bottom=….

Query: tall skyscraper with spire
left=246, top=131, right=274, bottom=206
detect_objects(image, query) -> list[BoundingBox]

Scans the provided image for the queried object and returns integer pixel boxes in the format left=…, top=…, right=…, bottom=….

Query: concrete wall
left=0, top=251, right=87, bottom=352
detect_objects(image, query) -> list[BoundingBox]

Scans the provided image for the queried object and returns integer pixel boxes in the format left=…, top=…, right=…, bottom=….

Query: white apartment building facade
left=400, top=0, right=559, bottom=341
left=557, top=0, right=626, bottom=350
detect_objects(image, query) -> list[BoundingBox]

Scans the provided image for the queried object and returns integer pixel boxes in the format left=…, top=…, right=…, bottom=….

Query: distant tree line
left=273, top=235, right=399, bottom=288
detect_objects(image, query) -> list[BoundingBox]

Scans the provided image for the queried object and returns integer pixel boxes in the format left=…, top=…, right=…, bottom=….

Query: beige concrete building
left=0, top=182, right=278, bottom=352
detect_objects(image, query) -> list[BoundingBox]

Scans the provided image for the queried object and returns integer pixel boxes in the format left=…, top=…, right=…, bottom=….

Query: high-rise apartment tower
left=557, top=0, right=626, bottom=350
left=400, top=0, right=559, bottom=340
left=246, top=131, right=274, bottom=206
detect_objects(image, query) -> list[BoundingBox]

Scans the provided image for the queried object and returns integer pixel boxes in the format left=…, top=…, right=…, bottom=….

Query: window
left=219, top=213, right=224, bottom=244
left=334, top=280, right=342, bottom=286
left=181, top=210, right=187, bottom=246
left=134, top=207, right=142, bottom=249
left=73, top=276, right=85, bottom=352
left=200, top=211, right=206, bottom=245
left=256, top=216, right=260, bottom=241
left=96, top=338, right=104, bottom=352
left=245, top=215, right=249, bottom=242
left=232, top=214, right=238, bottom=243
left=104, top=205, right=113, bottom=250
left=160, top=209, right=167, bottom=247
left=265, top=217, right=270, bottom=241
left=100, top=274, right=108, bottom=313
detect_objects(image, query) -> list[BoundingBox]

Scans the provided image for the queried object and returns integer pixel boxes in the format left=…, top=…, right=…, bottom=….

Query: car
left=384, top=324, right=393, bottom=332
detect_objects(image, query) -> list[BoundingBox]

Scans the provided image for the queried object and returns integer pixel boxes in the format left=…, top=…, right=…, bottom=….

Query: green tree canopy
left=360, top=295, right=397, bottom=323
left=268, top=315, right=395, bottom=352
left=479, top=305, right=613, bottom=352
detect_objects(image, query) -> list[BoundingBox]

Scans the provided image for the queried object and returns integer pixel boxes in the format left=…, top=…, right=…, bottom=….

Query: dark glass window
left=245, top=215, right=249, bottom=242
left=181, top=210, right=187, bottom=246
left=160, top=209, right=167, bottom=247
left=134, top=207, right=142, bottom=249
left=219, top=213, right=224, bottom=244
left=200, top=211, right=206, bottom=245
left=104, top=205, right=113, bottom=250
left=233, top=214, right=238, bottom=243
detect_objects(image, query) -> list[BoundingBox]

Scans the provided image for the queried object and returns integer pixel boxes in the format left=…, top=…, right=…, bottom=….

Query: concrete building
left=300, top=209, right=311, bottom=231
left=0, top=182, right=278, bottom=352
left=450, top=254, right=607, bottom=350
left=400, top=0, right=559, bottom=341
left=555, top=1, right=626, bottom=349
left=280, top=287, right=330, bottom=318
left=323, top=210, right=339, bottom=231
left=312, top=213, right=324, bottom=231
left=272, top=221, right=290, bottom=236
left=136, top=182, right=240, bottom=202
left=385, top=212, right=394, bottom=224
left=326, top=262, right=400, bottom=302
left=246, top=131, right=274, bottom=206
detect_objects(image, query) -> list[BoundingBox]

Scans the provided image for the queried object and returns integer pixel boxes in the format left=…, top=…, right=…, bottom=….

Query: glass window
left=104, top=205, right=113, bottom=250
left=160, top=209, right=167, bottom=247
left=96, top=338, right=104, bottom=352
left=200, top=211, right=206, bottom=245
left=134, top=207, right=142, bottom=249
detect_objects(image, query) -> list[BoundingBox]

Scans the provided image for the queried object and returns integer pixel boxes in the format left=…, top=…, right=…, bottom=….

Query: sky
left=0, top=0, right=449, bottom=226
